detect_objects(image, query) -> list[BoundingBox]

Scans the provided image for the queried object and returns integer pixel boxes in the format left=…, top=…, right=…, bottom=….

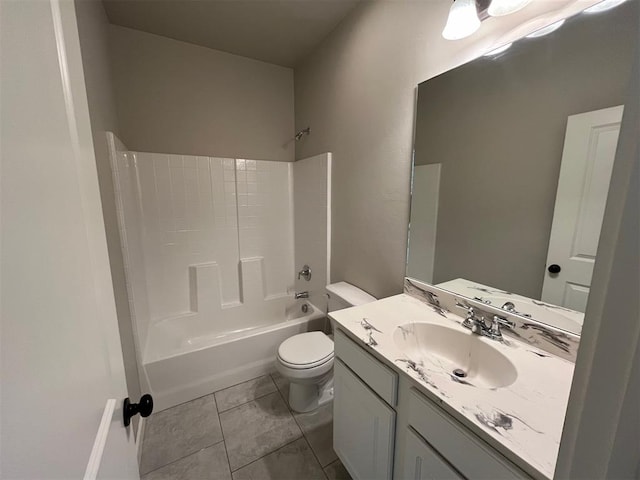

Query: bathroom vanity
left=329, top=283, right=575, bottom=480
left=350, top=7, right=639, bottom=478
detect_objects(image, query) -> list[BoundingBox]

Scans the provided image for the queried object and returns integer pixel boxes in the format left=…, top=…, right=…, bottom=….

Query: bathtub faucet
left=294, top=291, right=309, bottom=299
left=298, top=265, right=312, bottom=281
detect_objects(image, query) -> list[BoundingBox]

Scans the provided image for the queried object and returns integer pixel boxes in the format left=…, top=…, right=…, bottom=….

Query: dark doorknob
left=548, top=264, right=562, bottom=274
left=123, top=394, right=153, bottom=427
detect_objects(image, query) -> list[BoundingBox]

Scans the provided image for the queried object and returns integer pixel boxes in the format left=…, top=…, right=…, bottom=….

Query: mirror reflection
left=408, top=1, right=638, bottom=335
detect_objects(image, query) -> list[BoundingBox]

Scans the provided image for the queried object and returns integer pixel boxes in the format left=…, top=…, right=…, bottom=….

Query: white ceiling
left=102, top=0, right=361, bottom=67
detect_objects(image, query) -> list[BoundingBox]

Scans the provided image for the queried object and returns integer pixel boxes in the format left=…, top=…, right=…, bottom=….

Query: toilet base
left=288, top=377, right=334, bottom=413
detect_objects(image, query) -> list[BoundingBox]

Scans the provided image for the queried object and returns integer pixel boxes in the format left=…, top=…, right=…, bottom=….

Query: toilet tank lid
left=326, top=282, right=376, bottom=306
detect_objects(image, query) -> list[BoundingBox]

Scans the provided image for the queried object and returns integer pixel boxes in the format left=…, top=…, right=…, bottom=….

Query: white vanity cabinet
left=334, top=328, right=532, bottom=480
left=334, top=359, right=396, bottom=480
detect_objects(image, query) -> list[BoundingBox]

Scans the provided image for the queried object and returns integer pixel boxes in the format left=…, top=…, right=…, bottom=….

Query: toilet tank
left=326, top=282, right=376, bottom=312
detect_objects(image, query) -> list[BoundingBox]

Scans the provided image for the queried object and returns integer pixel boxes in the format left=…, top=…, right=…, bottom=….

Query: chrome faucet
left=462, top=307, right=488, bottom=335
left=460, top=306, right=514, bottom=341
left=298, top=265, right=312, bottom=281
left=294, top=291, right=309, bottom=299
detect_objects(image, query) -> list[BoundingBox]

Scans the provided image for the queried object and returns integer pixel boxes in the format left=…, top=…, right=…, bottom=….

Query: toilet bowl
left=276, top=282, right=376, bottom=413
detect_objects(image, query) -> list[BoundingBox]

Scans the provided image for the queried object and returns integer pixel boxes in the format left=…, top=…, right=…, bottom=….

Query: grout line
left=214, top=372, right=278, bottom=398
left=271, top=373, right=336, bottom=471
left=322, top=463, right=331, bottom=480
left=229, top=435, right=304, bottom=473
left=289, top=405, right=327, bottom=470
left=219, top=379, right=303, bottom=474
left=141, top=394, right=228, bottom=476
left=270, top=373, right=293, bottom=413
left=140, top=439, right=226, bottom=477
left=154, top=373, right=275, bottom=414
left=303, top=434, right=330, bottom=479
left=323, top=459, right=345, bottom=480
left=217, top=405, right=234, bottom=478
left=216, top=388, right=279, bottom=415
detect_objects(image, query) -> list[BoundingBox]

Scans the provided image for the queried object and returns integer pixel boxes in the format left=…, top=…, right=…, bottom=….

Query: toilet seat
left=277, top=332, right=334, bottom=369
left=278, top=353, right=333, bottom=370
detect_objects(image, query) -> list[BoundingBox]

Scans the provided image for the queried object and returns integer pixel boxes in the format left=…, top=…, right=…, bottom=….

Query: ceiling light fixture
left=487, top=0, right=533, bottom=17
left=584, top=0, right=628, bottom=13
left=442, top=0, right=481, bottom=40
left=525, top=19, right=566, bottom=38
left=484, top=43, right=513, bottom=56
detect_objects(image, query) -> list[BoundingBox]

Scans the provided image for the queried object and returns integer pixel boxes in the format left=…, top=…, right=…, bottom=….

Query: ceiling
left=102, top=0, right=361, bottom=67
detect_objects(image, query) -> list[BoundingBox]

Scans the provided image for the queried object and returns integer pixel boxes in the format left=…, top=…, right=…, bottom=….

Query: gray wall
left=415, top=3, right=637, bottom=299
left=294, top=0, right=588, bottom=299
left=109, top=25, right=295, bottom=161
left=74, top=0, right=141, bottom=412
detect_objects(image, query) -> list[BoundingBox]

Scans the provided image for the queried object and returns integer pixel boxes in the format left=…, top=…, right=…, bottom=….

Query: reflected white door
left=407, top=164, right=441, bottom=283
left=1, top=0, right=139, bottom=478
left=541, top=106, right=624, bottom=312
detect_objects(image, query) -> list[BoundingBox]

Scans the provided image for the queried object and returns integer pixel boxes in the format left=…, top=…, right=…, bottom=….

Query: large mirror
left=407, top=1, right=638, bottom=335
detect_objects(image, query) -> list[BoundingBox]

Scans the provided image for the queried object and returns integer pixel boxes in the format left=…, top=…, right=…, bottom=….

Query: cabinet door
left=334, top=359, right=396, bottom=480
left=403, top=428, right=464, bottom=480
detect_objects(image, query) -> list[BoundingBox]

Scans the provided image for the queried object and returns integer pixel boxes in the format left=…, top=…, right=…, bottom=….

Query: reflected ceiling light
left=584, top=0, right=628, bottom=13
left=488, top=0, right=533, bottom=17
left=484, top=43, right=512, bottom=56
left=442, top=0, right=481, bottom=40
left=526, top=19, right=566, bottom=38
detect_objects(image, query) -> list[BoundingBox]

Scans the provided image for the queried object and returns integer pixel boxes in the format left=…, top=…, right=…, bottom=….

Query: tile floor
left=140, top=372, right=352, bottom=480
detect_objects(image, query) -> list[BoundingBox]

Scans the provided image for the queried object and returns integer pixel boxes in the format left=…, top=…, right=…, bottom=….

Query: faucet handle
left=493, top=315, right=515, bottom=329
left=491, top=315, right=515, bottom=339
left=461, top=306, right=478, bottom=331
left=465, top=306, right=475, bottom=320
left=298, top=265, right=312, bottom=281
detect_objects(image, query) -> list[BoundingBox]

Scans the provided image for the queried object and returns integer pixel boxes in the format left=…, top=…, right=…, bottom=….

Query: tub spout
left=295, top=291, right=309, bottom=299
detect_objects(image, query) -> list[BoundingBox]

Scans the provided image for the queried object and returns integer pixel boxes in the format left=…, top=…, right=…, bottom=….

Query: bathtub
left=143, top=301, right=326, bottom=411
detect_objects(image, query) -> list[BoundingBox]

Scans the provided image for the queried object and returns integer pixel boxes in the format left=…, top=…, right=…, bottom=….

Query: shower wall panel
left=236, top=159, right=294, bottom=299
left=293, top=153, right=331, bottom=311
left=134, top=153, right=242, bottom=320
left=112, top=146, right=295, bottom=344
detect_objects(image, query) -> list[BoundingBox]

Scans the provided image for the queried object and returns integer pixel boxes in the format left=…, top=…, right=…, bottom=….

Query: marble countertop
left=329, top=293, right=575, bottom=480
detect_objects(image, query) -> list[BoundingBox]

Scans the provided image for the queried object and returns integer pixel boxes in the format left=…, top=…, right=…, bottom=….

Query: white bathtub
left=143, top=301, right=326, bottom=411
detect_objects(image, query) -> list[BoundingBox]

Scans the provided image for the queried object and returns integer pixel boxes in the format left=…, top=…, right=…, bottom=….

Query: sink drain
left=453, top=368, right=467, bottom=378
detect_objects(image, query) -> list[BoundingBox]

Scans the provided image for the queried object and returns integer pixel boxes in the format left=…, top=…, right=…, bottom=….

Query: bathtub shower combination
left=107, top=133, right=331, bottom=411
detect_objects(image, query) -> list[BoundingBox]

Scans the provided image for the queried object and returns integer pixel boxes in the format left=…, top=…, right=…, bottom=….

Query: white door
left=1, top=1, right=140, bottom=478
left=541, top=106, right=623, bottom=312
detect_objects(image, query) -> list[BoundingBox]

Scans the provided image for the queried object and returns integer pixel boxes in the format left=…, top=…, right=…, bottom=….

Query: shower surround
left=107, top=133, right=330, bottom=410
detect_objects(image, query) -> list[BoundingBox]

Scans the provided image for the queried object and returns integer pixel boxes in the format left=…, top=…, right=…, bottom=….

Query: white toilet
left=276, top=282, right=376, bottom=412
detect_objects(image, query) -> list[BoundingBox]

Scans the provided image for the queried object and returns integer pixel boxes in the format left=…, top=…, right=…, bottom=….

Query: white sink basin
left=393, top=323, right=518, bottom=389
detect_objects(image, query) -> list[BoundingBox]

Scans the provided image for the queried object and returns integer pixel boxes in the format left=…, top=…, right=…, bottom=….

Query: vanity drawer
left=334, top=329, right=398, bottom=406
left=408, top=388, right=530, bottom=479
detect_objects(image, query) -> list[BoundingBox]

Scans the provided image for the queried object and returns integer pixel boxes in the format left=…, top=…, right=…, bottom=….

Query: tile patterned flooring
left=140, top=372, right=352, bottom=480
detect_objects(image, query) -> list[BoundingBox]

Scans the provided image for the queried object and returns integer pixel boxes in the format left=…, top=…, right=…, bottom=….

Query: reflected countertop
left=329, top=293, right=575, bottom=480
left=437, top=278, right=584, bottom=336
